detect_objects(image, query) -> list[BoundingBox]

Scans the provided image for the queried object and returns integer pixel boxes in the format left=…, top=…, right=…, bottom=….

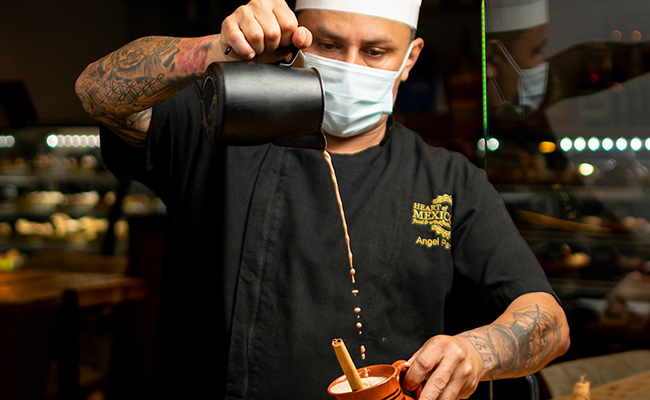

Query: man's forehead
left=518, top=25, right=548, bottom=48
left=298, top=9, right=412, bottom=43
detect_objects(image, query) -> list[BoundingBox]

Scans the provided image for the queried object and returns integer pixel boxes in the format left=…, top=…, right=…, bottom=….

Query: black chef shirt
left=100, top=81, right=556, bottom=400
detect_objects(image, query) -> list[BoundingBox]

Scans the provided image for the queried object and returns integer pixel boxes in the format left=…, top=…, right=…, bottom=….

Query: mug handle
left=393, top=360, right=423, bottom=400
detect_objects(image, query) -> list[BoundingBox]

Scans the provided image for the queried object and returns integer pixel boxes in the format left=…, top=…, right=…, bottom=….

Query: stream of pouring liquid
left=323, top=151, right=355, bottom=283
left=323, top=151, right=367, bottom=361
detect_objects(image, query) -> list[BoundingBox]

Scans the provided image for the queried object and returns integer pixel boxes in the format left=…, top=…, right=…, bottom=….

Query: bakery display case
left=0, top=125, right=165, bottom=264
left=484, top=0, right=650, bottom=359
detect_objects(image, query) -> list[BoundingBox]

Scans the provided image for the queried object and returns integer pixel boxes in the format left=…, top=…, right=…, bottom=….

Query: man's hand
left=220, top=0, right=312, bottom=62
left=403, top=335, right=483, bottom=400
left=403, top=293, right=570, bottom=400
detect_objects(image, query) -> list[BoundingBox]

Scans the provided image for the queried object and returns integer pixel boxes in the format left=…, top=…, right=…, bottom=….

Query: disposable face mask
left=489, top=42, right=548, bottom=120
left=301, top=42, right=414, bottom=137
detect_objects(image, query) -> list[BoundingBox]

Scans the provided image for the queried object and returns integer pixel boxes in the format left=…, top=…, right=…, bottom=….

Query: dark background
left=0, top=0, right=483, bottom=151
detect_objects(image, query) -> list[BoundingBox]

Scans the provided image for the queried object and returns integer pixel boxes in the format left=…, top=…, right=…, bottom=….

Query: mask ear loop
left=488, top=77, right=507, bottom=105
left=488, top=73, right=520, bottom=116
left=495, top=42, right=523, bottom=75
left=489, top=43, right=523, bottom=111
left=396, top=41, right=416, bottom=76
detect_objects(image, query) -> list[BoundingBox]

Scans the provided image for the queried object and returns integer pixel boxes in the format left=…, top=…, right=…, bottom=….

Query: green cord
left=481, top=0, right=490, bottom=168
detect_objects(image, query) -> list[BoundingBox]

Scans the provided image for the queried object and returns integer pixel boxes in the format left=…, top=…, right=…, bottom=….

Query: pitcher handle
left=393, top=360, right=423, bottom=400
left=275, top=44, right=301, bottom=67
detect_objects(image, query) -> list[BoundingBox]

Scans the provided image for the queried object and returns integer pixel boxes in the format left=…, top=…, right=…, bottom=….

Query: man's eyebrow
left=313, top=25, right=394, bottom=45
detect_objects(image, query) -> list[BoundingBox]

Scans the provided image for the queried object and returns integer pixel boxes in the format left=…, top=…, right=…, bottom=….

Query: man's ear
left=400, top=38, right=425, bottom=82
left=486, top=39, right=501, bottom=79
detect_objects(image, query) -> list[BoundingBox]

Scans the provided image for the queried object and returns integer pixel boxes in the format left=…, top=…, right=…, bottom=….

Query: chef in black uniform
left=75, top=1, right=570, bottom=399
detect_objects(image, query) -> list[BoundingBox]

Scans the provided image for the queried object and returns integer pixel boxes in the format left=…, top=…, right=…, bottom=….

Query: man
left=76, top=1, right=569, bottom=399
left=485, top=0, right=549, bottom=122
left=486, top=0, right=650, bottom=134
left=485, top=0, right=650, bottom=208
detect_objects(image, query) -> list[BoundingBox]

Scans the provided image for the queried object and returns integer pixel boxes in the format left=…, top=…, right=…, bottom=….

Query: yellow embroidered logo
left=412, top=194, right=453, bottom=250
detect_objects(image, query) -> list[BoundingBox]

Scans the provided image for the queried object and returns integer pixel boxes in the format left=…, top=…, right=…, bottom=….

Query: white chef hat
left=295, top=0, right=422, bottom=30
left=486, top=0, right=549, bottom=33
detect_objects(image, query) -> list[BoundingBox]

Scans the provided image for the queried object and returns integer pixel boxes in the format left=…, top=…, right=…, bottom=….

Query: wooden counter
left=0, top=268, right=146, bottom=307
left=0, top=268, right=147, bottom=399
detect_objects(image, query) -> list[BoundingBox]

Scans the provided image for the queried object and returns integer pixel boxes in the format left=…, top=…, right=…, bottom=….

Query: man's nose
left=341, top=48, right=364, bottom=66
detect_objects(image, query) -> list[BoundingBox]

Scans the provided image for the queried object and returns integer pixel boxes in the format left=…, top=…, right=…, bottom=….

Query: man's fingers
left=416, top=364, right=455, bottom=400
left=221, top=0, right=303, bottom=61
left=254, top=6, right=285, bottom=53
left=425, top=374, right=464, bottom=400
left=292, top=26, right=313, bottom=49
left=403, top=335, right=483, bottom=400
left=221, top=10, right=256, bottom=59
left=273, top=4, right=300, bottom=47
left=426, top=362, right=477, bottom=400
left=403, top=350, right=440, bottom=391
left=237, top=6, right=269, bottom=56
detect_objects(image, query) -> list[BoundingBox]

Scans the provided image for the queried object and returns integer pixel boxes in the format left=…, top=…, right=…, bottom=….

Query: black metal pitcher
left=200, top=49, right=326, bottom=150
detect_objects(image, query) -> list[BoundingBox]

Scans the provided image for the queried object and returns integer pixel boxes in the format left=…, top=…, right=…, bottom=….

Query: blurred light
left=0, top=136, right=15, bottom=148
left=604, top=159, right=617, bottom=171
left=646, top=138, right=650, bottom=151
left=579, top=163, right=595, bottom=176
left=44, top=134, right=101, bottom=148
left=616, top=137, right=628, bottom=151
left=574, top=137, right=586, bottom=151
left=560, top=137, right=572, bottom=152
left=46, top=134, right=58, bottom=148
left=587, top=137, right=600, bottom=151
left=538, top=141, right=556, bottom=153
left=602, top=137, right=614, bottom=151
left=588, top=72, right=600, bottom=85
left=487, top=138, right=499, bottom=151
left=631, top=137, right=642, bottom=151
left=612, top=30, right=623, bottom=41
left=632, top=30, right=642, bottom=42
left=477, top=139, right=486, bottom=152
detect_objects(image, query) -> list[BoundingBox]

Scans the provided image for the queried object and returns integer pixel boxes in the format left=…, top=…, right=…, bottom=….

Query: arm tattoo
left=79, top=37, right=187, bottom=112
left=76, top=36, right=214, bottom=146
left=459, top=304, right=564, bottom=379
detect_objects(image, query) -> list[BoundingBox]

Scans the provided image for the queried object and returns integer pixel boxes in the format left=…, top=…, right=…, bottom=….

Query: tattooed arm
left=75, top=0, right=313, bottom=148
left=404, top=292, right=570, bottom=400
left=457, top=293, right=569, bottom=380
left=75, top=35, right=224, bottom=148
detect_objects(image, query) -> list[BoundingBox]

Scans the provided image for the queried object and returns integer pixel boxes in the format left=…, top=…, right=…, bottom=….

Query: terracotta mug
left=327, top=360, right=422, bottom=400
